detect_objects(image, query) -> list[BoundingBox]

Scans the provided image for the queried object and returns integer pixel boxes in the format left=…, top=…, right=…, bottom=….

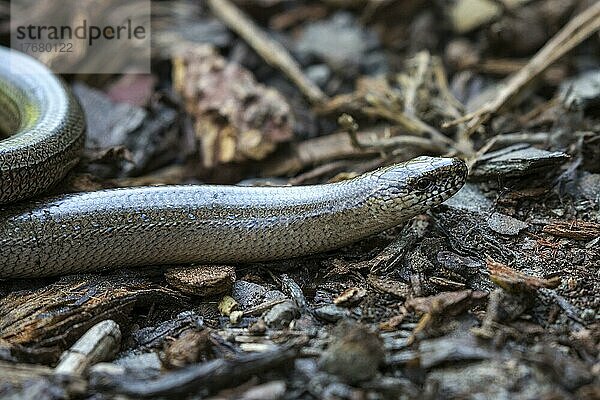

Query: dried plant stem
left=207, top=0, right=328, bottom=106
left=444, top=1, right=600, bottom=135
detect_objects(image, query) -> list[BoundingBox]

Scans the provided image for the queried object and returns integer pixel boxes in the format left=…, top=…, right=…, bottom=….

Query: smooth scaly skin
left=0, top=47, right=85, bottom=204
left=0, top=48, right=467, bottom=278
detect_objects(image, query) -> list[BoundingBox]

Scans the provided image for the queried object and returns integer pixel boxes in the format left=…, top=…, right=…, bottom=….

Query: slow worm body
left=0, top=48, right=467, bottom=278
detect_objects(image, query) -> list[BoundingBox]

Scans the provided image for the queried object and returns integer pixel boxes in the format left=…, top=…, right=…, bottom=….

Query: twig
left=207, top=0, right=328, bottom=106
left=361, top=103, right=455, bottom=148
left=338, top=113, right=365, bottom=149
left=318, top=90, right=454, bottom=148
left=55, top=320, right=121, bottom=376
left=262, top=128, right=444, bottom=176
left=431, top=57, right=473, bottom=155
left=319, top=57, right=461, bottom=153
left=444, top=1, right=600, bottom=135
left=93, top=346, right=299, bottom=398
left=432, top=60, right=465, bottom=114
left=402, top=51, right=429, bottom=117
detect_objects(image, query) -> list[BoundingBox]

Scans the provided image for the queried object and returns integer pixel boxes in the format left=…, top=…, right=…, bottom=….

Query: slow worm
left=0, top=48, right=466, bottom=278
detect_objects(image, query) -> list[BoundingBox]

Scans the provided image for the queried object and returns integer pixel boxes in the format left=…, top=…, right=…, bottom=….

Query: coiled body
left=0, top=47, right=85, bottom=204
left=0, top=48, right=467, bottom=278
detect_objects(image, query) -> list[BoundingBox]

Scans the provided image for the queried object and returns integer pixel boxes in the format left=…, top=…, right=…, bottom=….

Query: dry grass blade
left=444, top=1, right=600, bottom=136
left=207, top=0, right=328, bottom=106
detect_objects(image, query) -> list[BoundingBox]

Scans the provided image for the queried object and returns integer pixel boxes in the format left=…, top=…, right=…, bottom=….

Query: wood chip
left=487, top=258, right=561, bottom=292
left=165, top=265, right=236, bottom=297
left=55, top=320, right=121, bottom=376
left=542, top=220, right=600, bottom=241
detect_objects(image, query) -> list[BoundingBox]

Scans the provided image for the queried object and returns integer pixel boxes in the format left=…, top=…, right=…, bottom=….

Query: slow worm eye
left=415, top=178, right=432, bottom=191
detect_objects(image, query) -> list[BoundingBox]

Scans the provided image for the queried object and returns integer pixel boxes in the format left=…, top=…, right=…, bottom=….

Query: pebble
left=263, top=300, right=300, bottom=328
left=450, top=0, right=501, bottom=33
left=305, top=64, right=331, bottom=87
left=314, top=304, right=352, bottom=323
left=578, top=173, right=600, bottom=202
left=319, top=323, right=384, bottom=383
left=487, top=211, right=529, bottom=236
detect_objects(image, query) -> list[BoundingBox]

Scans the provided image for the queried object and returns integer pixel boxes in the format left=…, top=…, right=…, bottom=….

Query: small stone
left=305, top=64, right=331, bottom=87
left=450, top=0, right=501, bottom=34
left=446, top=39, right=480, bottom=70
left=237, top=381, right=286, bottom=400
left=314, top=304, right=351, bottom=323
left=295, top=11, right=378, bottom=70
left=578, top=173, right=600, bottom=202
left=248, top=319, right=267, bottom=336
left=560, top=69, right=600, bottom=110
left=160, top=330, right=214, bottom=369
left=229, top=310, right=244, bottom=325
left=444, top=183, right=492, bottom=213
left=487, top=212, right=529, bottom=236
left=263, top=301, right=300, bottom=329
left=319, top=323, right=384, bottom=383
left=113, top=352, right=162, bottom=372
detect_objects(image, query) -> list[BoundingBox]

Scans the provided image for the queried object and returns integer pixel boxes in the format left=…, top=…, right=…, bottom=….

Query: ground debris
left=295, top=11, right=379, bottom=73
left=333, top=286, right=367, bottom=307
left=130, top=310, right=204, bottom=350
left=1, top=0, right=599, bottom=398
left=471, top=144, right=570, bottom=179
left=263, top=301, right=300, bottom=329
left=160, top=329, right=218, bottom=369
left=406, top=290, right=487, bottom=317
left=487, top=258, right=561, bottom=292
left=543, top=219, right=600, bottom=241
left=560, top=69, right=600, bottom=110
left=73, top=83, right=179, bottom=177
left=55, top=320, right=121, bottom=376
left=165, top=265, right=236, bottom=297
left=0, top=275, right=183, bottom=364
left=418, top=334, right=493, bottom=369
left=91, top=345, right=299, bottom=398
left=173, top=44, right=293, bottom=168
left=319, top=323, right=384, bottom=384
